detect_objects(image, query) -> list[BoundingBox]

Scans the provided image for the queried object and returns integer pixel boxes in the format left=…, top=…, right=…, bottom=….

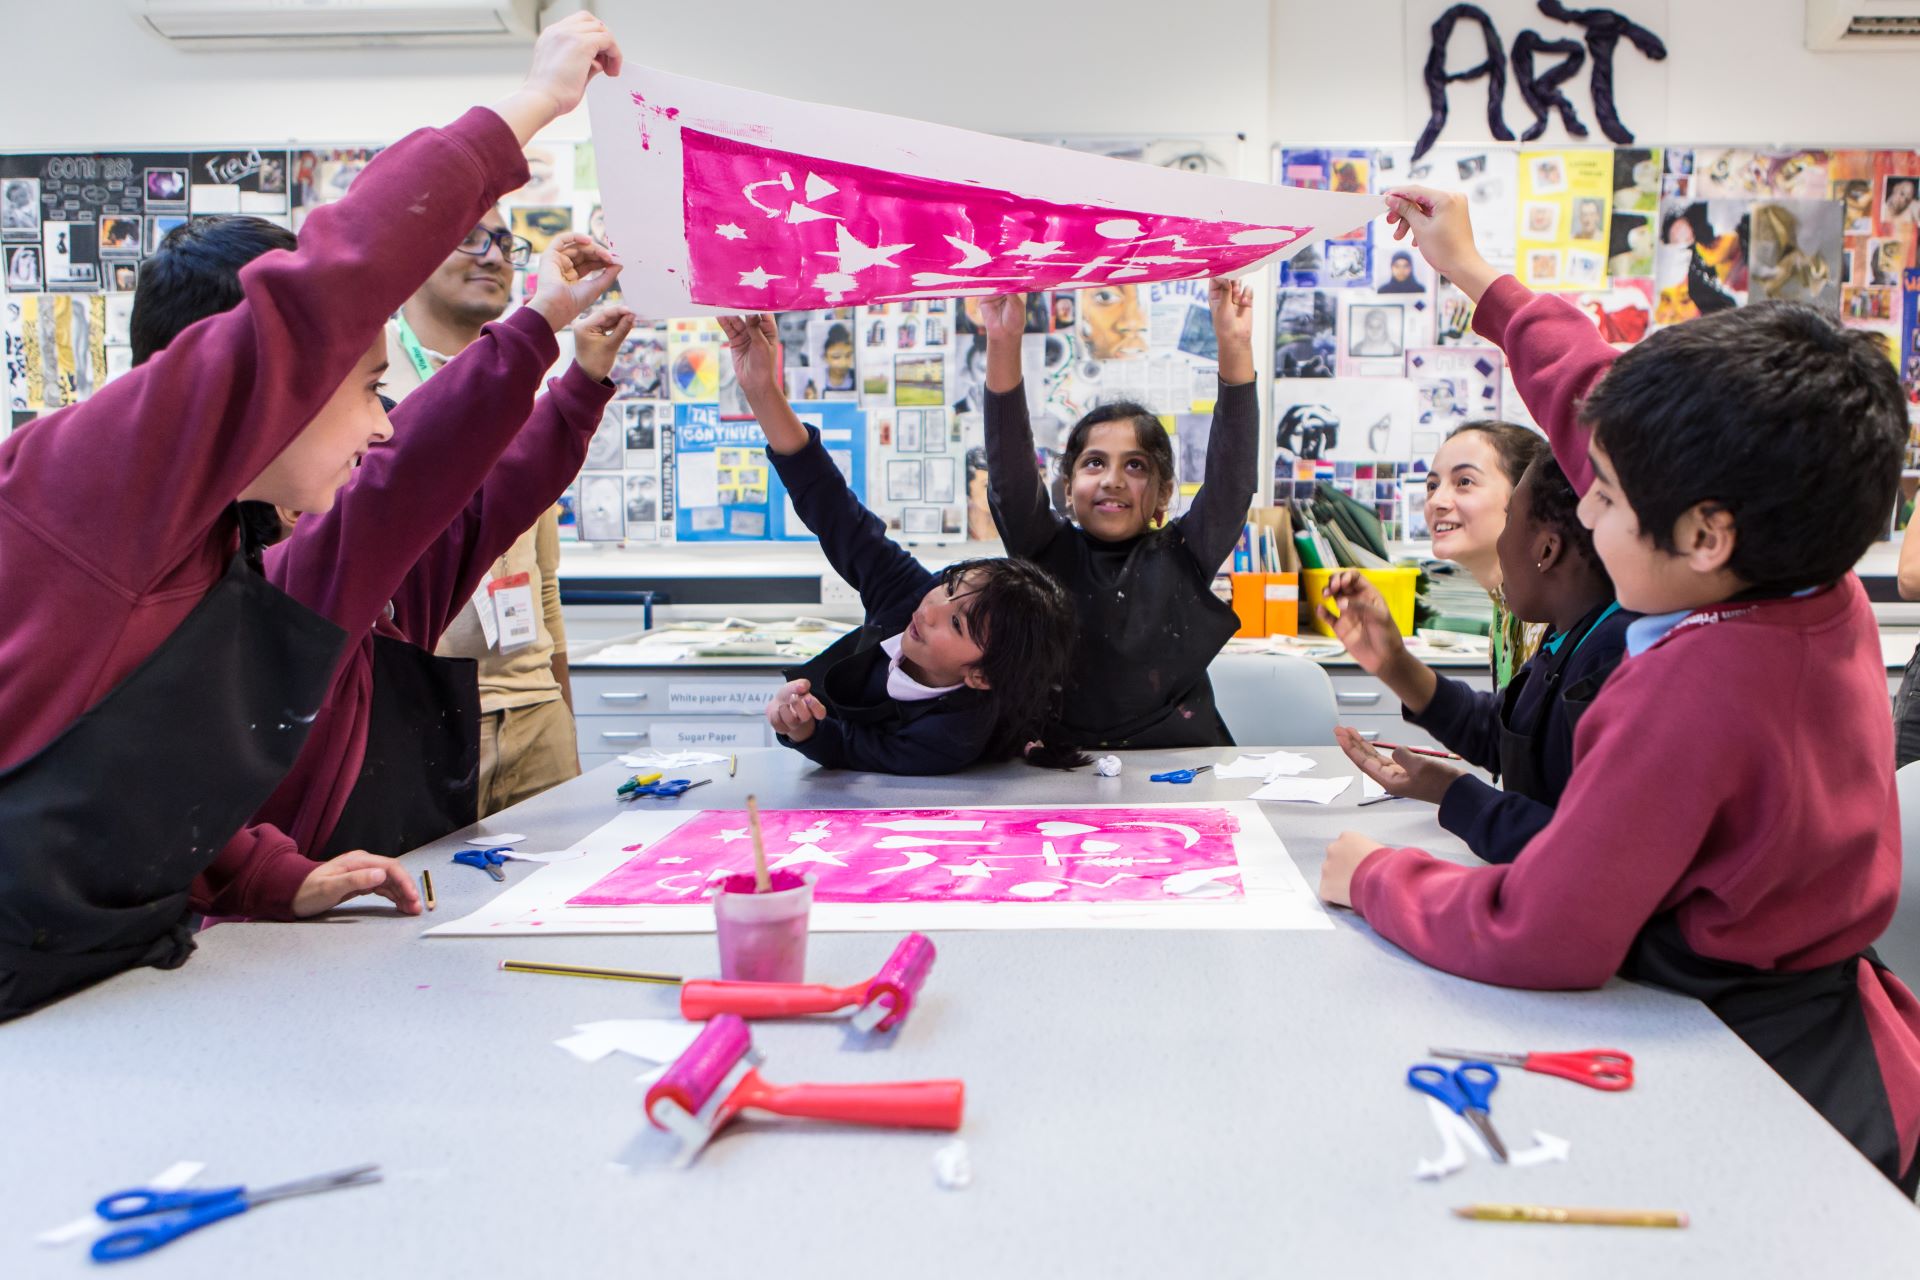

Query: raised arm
left=1175, top=279, right=1258, bottom=572
left=1383, top=186, right=1621, bottom=495
left=980, top=294, right=1067, bottom=555
left=266, top=235, right=621, bottom=639
left=722, top=313, right=932, bottom=617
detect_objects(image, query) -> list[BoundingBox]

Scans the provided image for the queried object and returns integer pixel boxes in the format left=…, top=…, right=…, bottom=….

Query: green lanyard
left=392, top=313, right=440, bottom=385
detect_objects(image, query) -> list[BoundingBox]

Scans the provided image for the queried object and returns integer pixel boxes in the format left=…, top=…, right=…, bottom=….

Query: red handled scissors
left=1429, top=1046, right=1634, bottom=1092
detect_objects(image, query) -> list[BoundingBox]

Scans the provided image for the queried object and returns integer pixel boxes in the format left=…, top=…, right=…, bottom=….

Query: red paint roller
left=679, top=932, right=936, bottom=1032
left=645, top=1014, right=964, bottom=1166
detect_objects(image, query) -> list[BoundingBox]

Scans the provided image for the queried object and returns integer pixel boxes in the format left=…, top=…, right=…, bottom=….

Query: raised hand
left=571, top=302, right=638, bottom=383
left=1381, top=185, right=1500, bottom=303
left=493, top=11, right=623, bottom=144
left=1209, top=277, right=1255, bottom=383
left=529, top=231, right=622, bottom=331
left=765, top=678, right=828, bottom=743
left=717, top=313, right=782, bottom=402
left=977, top=293, right=1027, bottom=343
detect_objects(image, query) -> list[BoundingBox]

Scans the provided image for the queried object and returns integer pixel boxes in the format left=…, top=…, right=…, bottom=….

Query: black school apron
left=316, top=632, right=479, bottom=859
left=1494, top=601, right=1619, bottom=800
left=0, top=540, right=344, bottom=1019
left=783, top=625, right=959, bottom=734
left=1623, top=917, right=1918, bottom=1194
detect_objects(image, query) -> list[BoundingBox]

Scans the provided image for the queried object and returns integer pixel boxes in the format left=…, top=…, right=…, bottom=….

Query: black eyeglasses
left=456, top=226, right=532, bottom=267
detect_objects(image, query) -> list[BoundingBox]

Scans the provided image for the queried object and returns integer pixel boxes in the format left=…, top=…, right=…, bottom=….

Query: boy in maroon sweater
left=1319, top=185, right=1920, bottom=1192
left=0, top=14, right=621, bottom=1014
left=129, top=225, right=628, bottom=918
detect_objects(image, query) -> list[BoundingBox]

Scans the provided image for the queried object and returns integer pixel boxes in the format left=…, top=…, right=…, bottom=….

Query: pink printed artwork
left=568, top=806, right=1248, bottom=908
left=679, top=129, right=1310, bottom=311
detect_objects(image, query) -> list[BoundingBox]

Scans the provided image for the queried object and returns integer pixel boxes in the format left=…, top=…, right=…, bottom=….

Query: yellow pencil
left=729, top=753, right=737, bottom=777
left=1452, top=1204, right=1688, bottom=1228
left=499, top=959, right=682, bottom=985
left=422, top=869, right=435, bottom=912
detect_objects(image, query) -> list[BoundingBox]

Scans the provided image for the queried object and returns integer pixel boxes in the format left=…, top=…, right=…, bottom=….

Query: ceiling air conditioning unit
left=128, top=0, right=546, bottom=49
left=1807, top=0, right=1920, bottom=49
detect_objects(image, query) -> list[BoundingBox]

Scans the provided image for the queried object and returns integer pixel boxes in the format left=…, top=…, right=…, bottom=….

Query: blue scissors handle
left=1407, top=1061, right=1499, bottom=1114
left=97, top=1184, right=244, bottom=1221
left=92, top=1197, right=249, bottom=1262
left=1150, top=767, right=1209, bottom=784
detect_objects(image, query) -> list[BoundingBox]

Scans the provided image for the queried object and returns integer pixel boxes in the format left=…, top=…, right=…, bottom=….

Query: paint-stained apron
left=317, top=634, right=479, bottom=859
left=0, top=538, right=344, bottom=1019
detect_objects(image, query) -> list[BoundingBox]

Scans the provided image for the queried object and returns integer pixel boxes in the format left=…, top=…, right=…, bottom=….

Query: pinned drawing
left=585, top=66, right=1380, bottom=318
left=424, top=802, right=1328, bottom=936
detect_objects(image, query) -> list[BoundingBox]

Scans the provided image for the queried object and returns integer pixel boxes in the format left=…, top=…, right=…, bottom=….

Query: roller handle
left=737, top=1077, right=965, bottom=1131
left=680, top=979, right=863, bottom=1022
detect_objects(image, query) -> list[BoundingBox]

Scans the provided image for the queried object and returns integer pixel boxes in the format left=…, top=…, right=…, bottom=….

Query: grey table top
left=6, top=747, right=1917, bottom=1278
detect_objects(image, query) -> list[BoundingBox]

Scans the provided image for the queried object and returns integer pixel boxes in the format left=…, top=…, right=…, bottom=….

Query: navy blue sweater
left=1409, top=601, right=1634, bottom=863
left=767, top=428, right=997, bottom=775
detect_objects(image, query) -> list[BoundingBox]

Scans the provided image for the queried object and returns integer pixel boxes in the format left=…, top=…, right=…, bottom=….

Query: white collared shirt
left=879, top=633, right=963, bottom=702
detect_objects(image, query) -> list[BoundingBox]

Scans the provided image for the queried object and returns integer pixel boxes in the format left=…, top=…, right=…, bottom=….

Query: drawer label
left=650, top=721, right=770, bottom=750
left=667, top=680, right=783, bottom=713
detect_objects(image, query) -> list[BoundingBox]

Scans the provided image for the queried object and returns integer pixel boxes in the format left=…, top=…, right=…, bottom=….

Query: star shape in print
left=766, top=843, right=850, bottom=871
left=789, top=824, right=834, bottom=844
left=817, top=223, right=912, bottom=276
left=715, top=223, right=748, bottom=241
left=737, top=266, right=783, bottom=289
left=942, top=859, right=1003, bottom=879
left=716, top=828, right=750, bottom=844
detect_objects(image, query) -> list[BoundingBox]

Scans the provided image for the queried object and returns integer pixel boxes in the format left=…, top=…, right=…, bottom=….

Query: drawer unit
left=1325, top=670, right=1492, bottom=755
left=570, top=669, right=784, bottom=761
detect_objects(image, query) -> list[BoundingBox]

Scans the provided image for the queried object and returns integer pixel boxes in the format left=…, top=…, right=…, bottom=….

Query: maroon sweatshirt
left=1349, top=275, right=1920, bottom=1175
left=185, top=311, right=611, bottom=917
left=0, top=107, right=528, bottom=918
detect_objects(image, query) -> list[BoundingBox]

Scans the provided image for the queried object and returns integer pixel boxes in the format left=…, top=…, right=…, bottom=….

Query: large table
left=6, top=747, right=1917, bottom=1277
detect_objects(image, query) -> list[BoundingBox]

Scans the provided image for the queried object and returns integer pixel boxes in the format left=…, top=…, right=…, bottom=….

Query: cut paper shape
left=865, top=819, right=988, bottom=832
left=468, top=833, right=526, bottom=845
left=1164, top=866, right=1243, bottom=898
left=1010, top=882, right=1067, bottom=898
left=1413, top=1095, right=1570, bottom=1179
left=1113, top=820, right=1202, bottom=848
left=1363, top=776, right=1388, bottom=799
left=1249, top=776, right=1353, bottom=805
left=872, top=836, right=999, bottom=849
left=587, top=65, right=1379, bottom=318
left=427, top=803, right=1330, bottom=934
left=1080, top=839, right=1121, bottom=854
left=556, top=1019, right=703, bottom=1067
left=1036, top=821, right=1099, bottom=837
left=765, top=843, right=849, bottom=871
left=39, top=1160, right=205, bottom=1247
left=1214, top=751, right=1316, bottom=781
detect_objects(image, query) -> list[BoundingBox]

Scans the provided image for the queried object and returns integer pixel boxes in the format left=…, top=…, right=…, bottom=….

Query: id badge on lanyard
left=471, top=572, right=536, bottom=651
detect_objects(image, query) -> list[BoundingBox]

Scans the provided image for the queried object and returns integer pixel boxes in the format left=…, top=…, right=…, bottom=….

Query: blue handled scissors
left=454, top=848, right=510, bottom=881
left=1150, top=765, right=1212, bottom=784
left=623, top=777, right=712, bottom=800
left=1408, top=1061, right=1508, bottom=1162
left=90, top=1163, right=381, bottom=1262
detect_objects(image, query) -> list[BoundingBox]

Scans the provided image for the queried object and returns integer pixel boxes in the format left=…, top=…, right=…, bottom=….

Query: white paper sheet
left=586, top=65, right=1381, bottom=320
left=426, top=802, right=1329, bottom=936
left=1249, top=776, right=1353, bottom=805
left=1214, top=751, right=1317, bottom=781
left=555, top=1019, right=702, bottom=1067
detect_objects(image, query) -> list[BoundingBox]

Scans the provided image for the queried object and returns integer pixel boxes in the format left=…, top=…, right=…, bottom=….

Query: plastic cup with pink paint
left=712, top=870, right=814, bottom=982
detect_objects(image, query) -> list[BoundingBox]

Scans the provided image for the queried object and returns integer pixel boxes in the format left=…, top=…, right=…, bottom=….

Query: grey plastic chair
left=1881, top=762, right=1920, bottom=985
left=1205, top=652, right=1338, bottom=747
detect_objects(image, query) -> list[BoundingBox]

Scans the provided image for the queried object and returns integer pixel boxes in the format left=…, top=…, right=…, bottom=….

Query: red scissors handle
left=1524, top=1049, right=1634, bottom=1091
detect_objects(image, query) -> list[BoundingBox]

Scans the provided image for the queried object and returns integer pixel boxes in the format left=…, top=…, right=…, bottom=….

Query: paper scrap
left=1363, top=776, right=1387, bottom=799
left=39, top=1160, right=204, bottom=1246
left=933, top=1139, right=973, bottom=1190
left=1215, top=751, right=1316, bottom=781
left=556, top=1019, right=703, bottom=1068
left=468, top=833, right=526, bottom=846
left=618, top=751, right=732, bottom=769
left=1249, top=776, right=1352, bottom=805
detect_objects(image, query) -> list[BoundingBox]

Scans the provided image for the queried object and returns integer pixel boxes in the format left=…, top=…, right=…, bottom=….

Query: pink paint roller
left=679, top=932, right=936, bottom=1033
left=645, top=1013, right=964, bottom=1166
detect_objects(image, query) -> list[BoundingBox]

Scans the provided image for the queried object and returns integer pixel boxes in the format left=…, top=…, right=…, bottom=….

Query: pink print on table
left=567, top=806, right=1247, bottom=908
left=680, top=129, right=1309, bottom=311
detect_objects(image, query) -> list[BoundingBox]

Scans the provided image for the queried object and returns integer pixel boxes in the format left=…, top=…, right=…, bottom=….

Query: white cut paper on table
left=1249, top=776, right=1353, bottom=805
left=39, top=1159, right=204, bottom=1246
left=1363, top=776, right=1387, bottom=799
left=618, top=751, right=732, bottom=769
left=586, top=65, right=1380, bottom=320
left=426, top=802, right=1329, bottom=936
left=467, top=834, right=526, bottom=846
left=1214, top=751, right=1316, bottom=781
left=556, top=1019, right=703, bottom=1068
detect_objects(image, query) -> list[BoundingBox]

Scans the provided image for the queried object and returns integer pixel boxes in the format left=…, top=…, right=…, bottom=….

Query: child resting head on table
left=719, top=313, right=1083, bottom=776
left=1323, top=453, right=1632, bottom=863
left=1319, top=182, right=1920, bottom=1193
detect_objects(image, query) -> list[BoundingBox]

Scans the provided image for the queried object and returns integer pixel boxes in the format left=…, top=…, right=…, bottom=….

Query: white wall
left=0, top=0, right=1272, bottom=157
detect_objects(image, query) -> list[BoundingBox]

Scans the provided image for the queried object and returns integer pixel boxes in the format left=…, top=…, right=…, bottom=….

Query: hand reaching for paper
left=977, top=293, right=1026, bottom=344
left=529, top=231, right=622, bottom=332
left=1209, top=277, right=1255, bottom=383
left=718, top=313, right=783, bottom=401
left=1382, top=185, right=1501, bottom=304
left=571, top=302, right=638, bottom=383
left=493, top=11, right=623, bottom=144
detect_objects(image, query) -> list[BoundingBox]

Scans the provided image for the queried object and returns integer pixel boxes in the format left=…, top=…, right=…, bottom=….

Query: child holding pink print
left=980, top=280, right=1257, bottom=749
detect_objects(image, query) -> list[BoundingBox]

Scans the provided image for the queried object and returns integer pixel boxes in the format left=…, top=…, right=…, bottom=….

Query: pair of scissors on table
left=1430, top=1046, right=1635, bottom=1091
left=1150, top=765, right=1212, bottom=784
left=621, top=777, right=711, bottom=800
left=454, top=848, right=510, bottom=880
left=1408, top=1060, right=1508, bottom=1162
left=90, top=1164, right=380, bottom=1262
